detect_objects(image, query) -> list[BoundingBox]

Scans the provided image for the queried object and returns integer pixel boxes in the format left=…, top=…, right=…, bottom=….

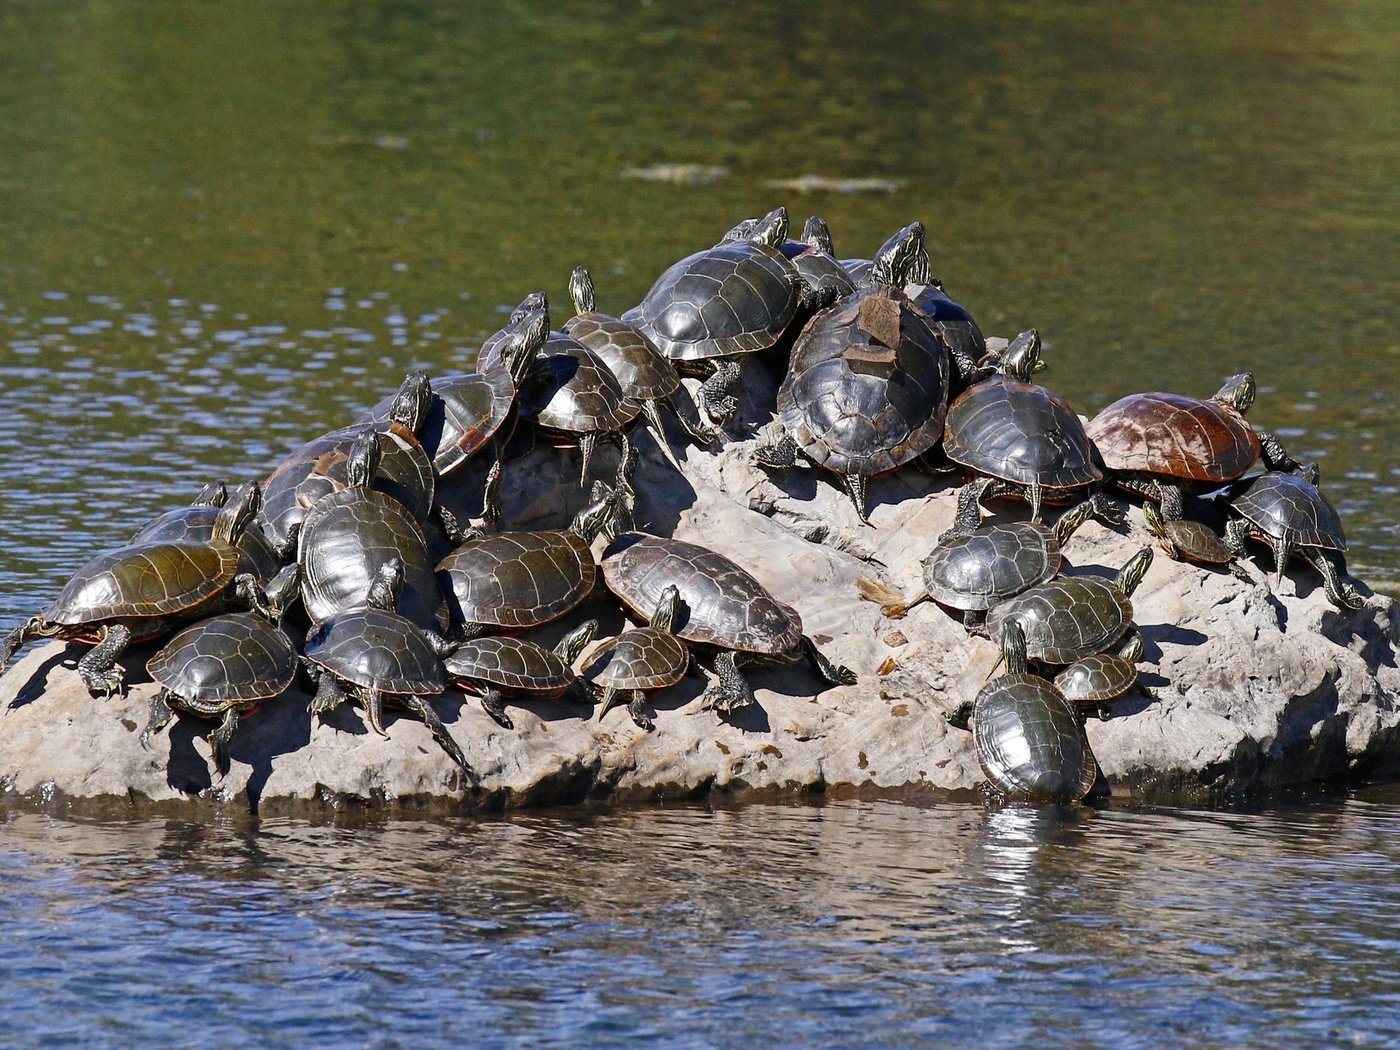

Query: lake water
left=1, top=1, right=1398, bottom=1044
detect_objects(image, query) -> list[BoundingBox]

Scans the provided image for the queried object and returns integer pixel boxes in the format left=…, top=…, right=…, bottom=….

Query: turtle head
left=1296, top=461, right=1321, bottom=486
left=569, top=265, right=596, bottom=316
left=1000, top=620, right=1029, bottom=676
left=1119, top=632, right=1144, bottom=664
left=801, top=216, right=835, bottom=255
left=555, top=618, right=599, bottom=665
left=509, top=290, right=549, bottom=326
left=1116, top=546, right=1155, bottom=597
left=388, top=370, right=432, bottom=433
left=193, top=480, right=228, bottom=508
left=346, top=430, right=383, bottom=490
left=1141, top=500, right=1167, bottom=539
left=1214, top=372, right=1255, bottom=413
left=500, top=308, right=549, bottom=388
left=748, top=206, right=789, bottom=250
left=871, top=222, right=925, bottom=290
left=366, top=556, right=404, bottom=612
left=213, top=480, right=261, bottom=547
left=719, top=216, right=759, bottom=244
left=1003, top=329, right=1043, bottom=382
left=947, top=478, right=992, bottom=536
left=651, top=584, right=683, bottom=633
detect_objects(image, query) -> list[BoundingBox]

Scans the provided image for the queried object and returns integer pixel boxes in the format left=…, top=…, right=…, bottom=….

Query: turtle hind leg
left=308, top=670, right=347, bottom=716
left=753, top=432, right=798, bottom=470
left=77, top=623, right=131, bottom=698
left=664, top=389, right=716, bottom=444
left=0, top=616, right=44, bottom=678
left=1307, top=549, right=1365, bottom=611
left=140, top=689, right=178, bottom=749
left=399, top=694, right=475, bottom=778
left=206, top=708, right=241, bottom=770
left=802, top=636, right=857, bottom=687
left=699, top=362, right=742, bottom=426
left=626, top=690, right=655, bottom=732
left=700, top=651, right=756, bottom=713
left=480, top=688, right=515, bottom=730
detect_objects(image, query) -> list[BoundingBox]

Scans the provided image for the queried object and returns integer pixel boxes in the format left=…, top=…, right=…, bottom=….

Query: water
left=2, top=1, right=1399, bottom=1043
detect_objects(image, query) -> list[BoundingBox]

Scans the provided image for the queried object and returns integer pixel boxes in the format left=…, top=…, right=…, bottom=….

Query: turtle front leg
left=700, top=650, right=755, bottom=713
left=481, top=457, right=504, bottom=526
left=140, top=689, right=178, bottom=749
left=270, top=522, right=301, bottom=564
left=0, top=616, right=44, bottom=678
left=802, top=636, right=857, bottom=687
left=700, top=361, right=742, bottom=426
left=397, top=694, right=474, bottom=776
left=625, top=691, right=655, bottom=732
left=1306, top=549, right=1365, bottom=611
left=946, top=700, right=975, bottom=731
left=664, top=389, right=717, bottom=444
left=1257, top=430, right=1303, bottom=474
left=480, top=688, right=514, bottom=730
left=753, top=432, right=798, bottom=471
left=78, top=623, right=131, bottom=698
left=433, top=504, right=477, bottom=548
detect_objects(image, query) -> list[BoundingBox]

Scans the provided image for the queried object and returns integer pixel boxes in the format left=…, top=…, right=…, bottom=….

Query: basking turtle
left=141, top=566, right=302, bottom=765
left=445, top=619, right=598, bottom=729
left=1142, top=487, right=1250, bottom=578
left=302, top=558, right=468, bottom=773
left=298, top=430, right=448, bottom=632
left=986, top=546, right=1153, bottom=665
left=626, top=207, right=835, bottom=425
left=600, top=532, right=856, bottom=713
left=879, top=478, right=1102, bottom=625
left=942, top=329, right=1104, bottom=522
left=585, top=583, right=691, bottom=731
left=906, top=277, right=989, bottom=394
left=0, top=482, right=264, bottom=697
left=131, top=480, right=281, bottom=582
left=1085, top=372, right=1302, bottom=507
left=1224, top=468, right=1364, bottom=610
left=564, top=266, right=714, bottom=445
left=947, top=621, right=1098, bottom=804
left=1053, top=633, right=1147, bottom=721
left=778, top=216, right=857, bottom=299
left=753, top=221, right=950, bottom=523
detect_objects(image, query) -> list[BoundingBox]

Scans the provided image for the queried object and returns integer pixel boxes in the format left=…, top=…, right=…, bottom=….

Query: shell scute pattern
left=945, top=378, right=1100, bottom=488
left=445, top=636, right=573, bottom=692
left=586, top=628, right=689, bottom=691
left=987, top=576, right=1132, bottom=664
left=924, top=525, right=1059, bottom=610
left=304, top=608, right=445, bottom=695
left=46, top=543, right=238, bottom=624
left=1087, top=391, right=1259, bottom=482
left=148, top=613, right=297, bottom=703
left=520, top=335, right=636, bottom=434
left=565, top=313, right=679, bottom=402
left=437, top=531, right=595, bottom=628
left=974, top=675, right=1097, bottom=800
left=1233, top=472, right=1346, bottom=550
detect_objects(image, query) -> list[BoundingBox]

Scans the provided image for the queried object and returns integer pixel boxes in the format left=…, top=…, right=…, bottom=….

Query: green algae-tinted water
left=1, top=3, right=1398, bottom=1043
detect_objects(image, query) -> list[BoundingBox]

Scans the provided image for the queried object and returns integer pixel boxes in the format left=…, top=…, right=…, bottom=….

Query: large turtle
left=1085, top=372, right=1301, bottom=508
left=131, top=480, right=282, bottom=583
left=947, top=621, right=1099, bottom=804
left=0, top=482, right=265, bottom=697
left=942, top=329, right=1105, bottom=522
left=600, top=532, right=856, bottom=713
left=585, top=583, right=692, bottom=731
left=1223, top=467, right=1364, bottom=610
left=302, top=558, right=468, bottom=773
left=753, top=221, right=950, bottom=523
left=444, top=619, right=598, bottom=729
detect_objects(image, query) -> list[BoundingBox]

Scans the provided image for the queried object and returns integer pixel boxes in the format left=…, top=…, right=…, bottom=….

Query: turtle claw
left=480, top=690, right=514, bottom=730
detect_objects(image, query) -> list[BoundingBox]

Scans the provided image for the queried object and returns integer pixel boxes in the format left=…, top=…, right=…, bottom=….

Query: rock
left=2, top=358, right=1398, bottom=814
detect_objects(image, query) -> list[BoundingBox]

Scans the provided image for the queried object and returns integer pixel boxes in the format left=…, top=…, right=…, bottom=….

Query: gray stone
left=2, top=358, right=1397, bottom=814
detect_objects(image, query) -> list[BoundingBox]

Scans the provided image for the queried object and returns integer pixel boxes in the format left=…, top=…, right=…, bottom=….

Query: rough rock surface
left=3, top=358, right=1398, bottom=814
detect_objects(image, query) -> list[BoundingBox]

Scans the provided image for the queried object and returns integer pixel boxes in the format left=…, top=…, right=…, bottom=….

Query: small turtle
left=1224, top=468, right=1364, bottom=610
left=600, top=532, right=856, bottom=713
left=131, top=480, right=281, bottom=582
left=1085, top=372, right=1302, bottom=508
left=302, top=558, right=468, bottom=773
left=565, top=265, right=714, bottom=445
left=585, top=584, right=691, bottom=731
left=986, top=547, right=1155, bottom=665
left=1054, top=633, right=1147, bottom=721
left=753, top=221, right=950, bottom=523
left=947, top=621, right=1099, bottom=804
left=942, top=329, right=1104, bottom=522
left=778, top=216, right=857, bottom=299
left=0, top=482, right=265, bottom=697
left=1142, top=487, right=1251, bottom=578
left=141, top=565, right=302, bottom=765
left=445, top=619, right=598, bottom=729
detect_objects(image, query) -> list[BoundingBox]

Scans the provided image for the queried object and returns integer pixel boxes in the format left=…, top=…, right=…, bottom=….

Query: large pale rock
left=2, top=359, right=1397, bottom=814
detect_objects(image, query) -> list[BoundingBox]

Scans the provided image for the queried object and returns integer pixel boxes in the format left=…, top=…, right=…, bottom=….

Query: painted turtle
left=1142, top=486, right=1250, bottom=578
left=778, top=216, right=857, bottom=299
left=444, top=619, right=597, bottom=729
left=1053, top=632, right=1146, bottom=721
left=600, top=532, right=856, bottom=713
left=585, top=583, right=691, bottom=731
left=131, top=480, right=281, bottom=582
left=1224, top=468, right=1364, bottom=610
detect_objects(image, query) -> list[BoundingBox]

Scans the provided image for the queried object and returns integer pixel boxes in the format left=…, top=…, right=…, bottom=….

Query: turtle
left=0, top=481, right=265, bottom=697
left=301, top=557, right=469, bottom=773
left=778, top=216, right=857, bottom=299
left=753, top=221, right=951, bottom=523
left=297, top=430, right=448, bottom=632
left=444, top=619, right=598, bottom=729
left=130, top=480, right=281, bottom=582
left=1053, top=632, right=1147, bottom=721
left=906, top=277, right=990, bottom=394
left=877, top=477, right=1104, bottom=625
left=584, top=583, right=691, bottom=731
left=564, top=265, right=714, bottom=445
left=1142, top=486, right=1252, bottom=579
left=625, top=206, right=836, bottom=426
left=1223, top=467, right=1364, bottom=610
left=600, top=532, right=856, bottom=713
left=140, top=565, right=303, bottom=766
left=942, top=328, right=1105, bottom=522
left=947, top=621, right=1099, bottom=804
left=1085, top=371, right=1302, bottom=509
left=986, top=546, right=1155, bottom=666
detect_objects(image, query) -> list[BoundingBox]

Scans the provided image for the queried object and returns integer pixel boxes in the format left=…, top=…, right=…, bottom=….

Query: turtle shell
left=986, top=575, right=1133, bottom=664
left=779, top=239, right=857, bottom=299
left=1086, top=391, right=1261, bottom=483
left=444, top=636, right=574, bottom=694
left=1157, top=518, right=1234, bottom=565
left=298, top=488, right=445, bottom=631
left=1054, top=653, right=1139, bottom=706
left=778, top=287, right=950, bottom=476
left=437, top=530, right=595, bottom=630
left=304, top=607, right=446, bottom=695
left=44, top=540, right=239, bottom=628
left=1231, top=472, right=1346, bottom=550
left=972, top=674, right=1097, bottom=802
left=131, top=505, right=280, bottom=581
left=565, top=312, right=680, bottom=403
left=631, top=240, right=799, bottom=361
left=906, top=283, right=987, bottom=368
left=943, top=376, right=1101, bottom=490
left=361, top=371, right=516, bottom=478
left=148, top=612, right=297, bottom=705
left=584, top=627, right=689, bottom=691
left=517, top=334, right=638, bottom=437
left=923, top=523, right=1061, bottom=611
left=601, top=532, right=801, bottom=656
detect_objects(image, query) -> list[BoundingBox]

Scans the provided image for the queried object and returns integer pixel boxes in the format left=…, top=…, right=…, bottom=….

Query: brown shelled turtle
left=584, top=584, right=691, bottom=731
left=131, top=480, right=281, bottom=582
left=1142, top=487, right=1251, bottom=578
left=444, top=620, right=598, bottom=729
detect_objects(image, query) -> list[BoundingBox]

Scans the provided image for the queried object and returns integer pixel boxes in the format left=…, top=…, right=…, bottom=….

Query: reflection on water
left=2, top=795, right=1398, bottom=1045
